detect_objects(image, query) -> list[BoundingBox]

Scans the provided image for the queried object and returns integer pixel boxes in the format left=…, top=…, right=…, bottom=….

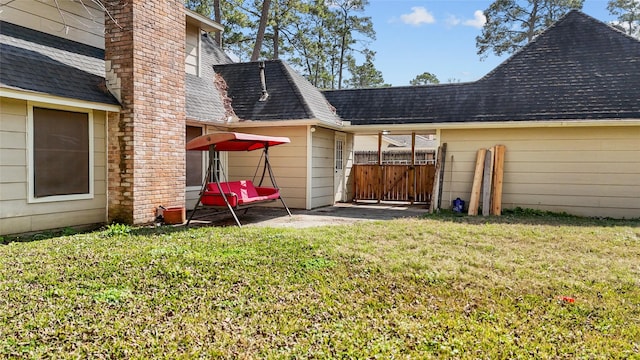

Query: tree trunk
left=252, top=0, right=271, bottom=61
left=338, top=30, right=346, bottom=89
left=313, top=20, right=324, bottom=86
left=337, top=6, right=350, bottom=89
left=213, top=0, right=221, bottom=45
left=527, top=1, right=539, bottom=42
left=273, top=23, right=280, bottom=59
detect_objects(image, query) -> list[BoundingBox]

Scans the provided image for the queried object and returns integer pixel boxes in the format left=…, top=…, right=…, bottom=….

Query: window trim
left=197, top=29, right=202, bottom=77
left=27, top=101, right=94, bottom=203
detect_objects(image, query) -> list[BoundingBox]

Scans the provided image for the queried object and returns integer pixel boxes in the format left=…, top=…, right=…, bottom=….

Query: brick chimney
left=104, top=0, right=186, bottom=224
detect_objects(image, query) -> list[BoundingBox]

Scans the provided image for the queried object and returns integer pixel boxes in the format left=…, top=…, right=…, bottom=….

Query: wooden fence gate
left=353, top=164, right=436, bottom=204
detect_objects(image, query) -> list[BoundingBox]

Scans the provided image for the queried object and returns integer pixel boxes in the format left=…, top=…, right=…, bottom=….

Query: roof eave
left=1, top=87, right=122, bottom=112
left=227, top=118, right=344, bottom=131
left=185, top=8, right=224, bottom=33
left=344, top=119, right=640, bottom=133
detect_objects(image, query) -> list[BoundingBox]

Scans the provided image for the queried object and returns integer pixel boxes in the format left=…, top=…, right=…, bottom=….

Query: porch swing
left=185, top=132, right=292, bottom=227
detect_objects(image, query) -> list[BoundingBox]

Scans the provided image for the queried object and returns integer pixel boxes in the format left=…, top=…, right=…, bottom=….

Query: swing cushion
left=202, top=180, right=280, bottom=207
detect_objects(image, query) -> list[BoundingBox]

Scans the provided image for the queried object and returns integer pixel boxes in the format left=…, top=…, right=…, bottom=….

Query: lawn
left=1, top=213, right=639, bottom=358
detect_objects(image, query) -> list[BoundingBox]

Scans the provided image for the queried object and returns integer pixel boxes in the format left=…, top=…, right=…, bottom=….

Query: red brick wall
left=105, top=0, right=186, bottom=224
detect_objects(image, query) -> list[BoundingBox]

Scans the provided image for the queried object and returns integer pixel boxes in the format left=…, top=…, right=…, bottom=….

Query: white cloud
left=400, top=7, right=435, bottom=26
left=445, top=15, right=461, bottom=27
left=610, top=21, right=640, bottom=38
left=463, top=10, right=486, bottom=29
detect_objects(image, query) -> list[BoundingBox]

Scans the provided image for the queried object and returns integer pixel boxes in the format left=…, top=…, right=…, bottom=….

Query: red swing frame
left=186, top=132, right=292, bottom=227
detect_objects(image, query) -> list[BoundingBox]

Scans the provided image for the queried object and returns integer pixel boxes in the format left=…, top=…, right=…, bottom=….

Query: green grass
left=1, top=215, right=639, bottom=358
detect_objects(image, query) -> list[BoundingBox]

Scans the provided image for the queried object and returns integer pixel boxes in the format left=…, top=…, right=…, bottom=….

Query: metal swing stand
left=185, top=132, right=292, bottom=227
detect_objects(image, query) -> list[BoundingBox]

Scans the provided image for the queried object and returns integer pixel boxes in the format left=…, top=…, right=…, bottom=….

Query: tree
left=607, top=0, right=640, bottom=37
left=476, top=0, right=584, bottom=59
left=185, top=0, right=257, bottom=60
left=251, top=0, right=272, bottom=61
left=410, top=72, right=440, bottom=86
left=343, top=50, right=389, bottom=88
left=214, top=0, right=307, bottom=61
left=331, top=0, right=375, bottom=89
left=187, top=0, right=378, bottom=89
left=286, top=1, right=338, bottom=88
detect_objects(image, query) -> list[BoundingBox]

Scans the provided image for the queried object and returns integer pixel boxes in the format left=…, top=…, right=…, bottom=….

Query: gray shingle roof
left=186, top=33, right=234, bottom=122
left=0, top=21, right=119, bottom=106
left=323, top=11, right=640, bottom=125
left=213, top=60, right=341, bottom=125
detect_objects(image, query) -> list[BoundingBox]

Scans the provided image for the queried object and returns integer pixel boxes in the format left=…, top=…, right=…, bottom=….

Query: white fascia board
left=228, top=119, right=344, bottom=131
left=344, top=119, right=640, bottom=133
left=184, top=8, right=224, bottom=32
left=1, top=88, right=121, bottom=112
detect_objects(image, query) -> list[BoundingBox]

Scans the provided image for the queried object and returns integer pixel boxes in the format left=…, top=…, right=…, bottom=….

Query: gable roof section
left=324, top=11, right=640, bottom=125
left=186, top=33, right=234, bottom=122
left=213, top=60, right=341, bottom=125
left=0, top=21, right=119, bottom=106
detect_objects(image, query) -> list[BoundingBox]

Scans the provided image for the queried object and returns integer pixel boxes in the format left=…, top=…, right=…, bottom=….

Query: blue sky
left=363, top=0, right=615, bottom=86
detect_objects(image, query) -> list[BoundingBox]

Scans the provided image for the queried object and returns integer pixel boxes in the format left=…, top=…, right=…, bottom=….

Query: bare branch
left=53, top=0, right=70, bottom=34
left=89, top=0, right=123, bottom=29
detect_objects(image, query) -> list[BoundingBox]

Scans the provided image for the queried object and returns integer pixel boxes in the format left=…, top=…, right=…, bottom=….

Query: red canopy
left=186, top=132, right=290, bottom=152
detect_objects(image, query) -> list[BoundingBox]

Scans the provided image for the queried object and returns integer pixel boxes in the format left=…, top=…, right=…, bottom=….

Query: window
left=186, top=125, right=203, bottom=187
left=335, top=138, right=344, bottom=170
left=29, top=105, right=93, bottom=201
left=185, top=26, right=201, bottom=76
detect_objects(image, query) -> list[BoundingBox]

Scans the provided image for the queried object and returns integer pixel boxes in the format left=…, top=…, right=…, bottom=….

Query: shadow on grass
left=0, top=224, right=103, bottom=245
left=424, top=207, right=640, bottom=228
left=0, top=222, right=194, bottom=246
left=3, top=206, right=638, bottom=245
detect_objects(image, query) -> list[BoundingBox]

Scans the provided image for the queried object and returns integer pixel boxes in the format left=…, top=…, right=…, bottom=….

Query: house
left=1, top=1, right=120, bottom=235
left=210, top=60, right=353, bottom=208
left=1, top=5, right=638, bottom=236
left=0, top=0, right=234, bottom=234
left=0, top=0, right=352, bottom=235
left=325, top=11, right=640, bottom=218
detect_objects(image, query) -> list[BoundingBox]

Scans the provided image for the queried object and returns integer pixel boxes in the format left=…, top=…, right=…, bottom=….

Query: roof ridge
left=479, top=10, right=639, bottom=82
left=278, top=60, right=316, bottom=120
left=324, top=10, right=640, bottom=125
left=565, top=9, right=640, bottom=42
left=322, top=82, right=470, bottom=94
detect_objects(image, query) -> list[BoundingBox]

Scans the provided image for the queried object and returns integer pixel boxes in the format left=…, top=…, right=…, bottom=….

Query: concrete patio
left=186, top=202, right=430, bottom=228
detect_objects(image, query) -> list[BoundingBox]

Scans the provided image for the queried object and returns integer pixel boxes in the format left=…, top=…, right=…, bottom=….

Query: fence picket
left=353, top=164, right=435, bottom=204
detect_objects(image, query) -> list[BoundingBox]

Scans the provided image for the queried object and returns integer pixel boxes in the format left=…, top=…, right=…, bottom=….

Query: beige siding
left=344, top=133, right=355, bottom=201
left=354, top=135, right=389, bottom=151
left=226, top=127, right=308, bottom=209
left=440, top=126, right=640, bottom=219
left=0, top=0, right=104, bottom=48
left=185, top=24, right=200, bottom=76
left=311, top=127, right=334, bottom=208
left=0, top=98, right=108, bottom=235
